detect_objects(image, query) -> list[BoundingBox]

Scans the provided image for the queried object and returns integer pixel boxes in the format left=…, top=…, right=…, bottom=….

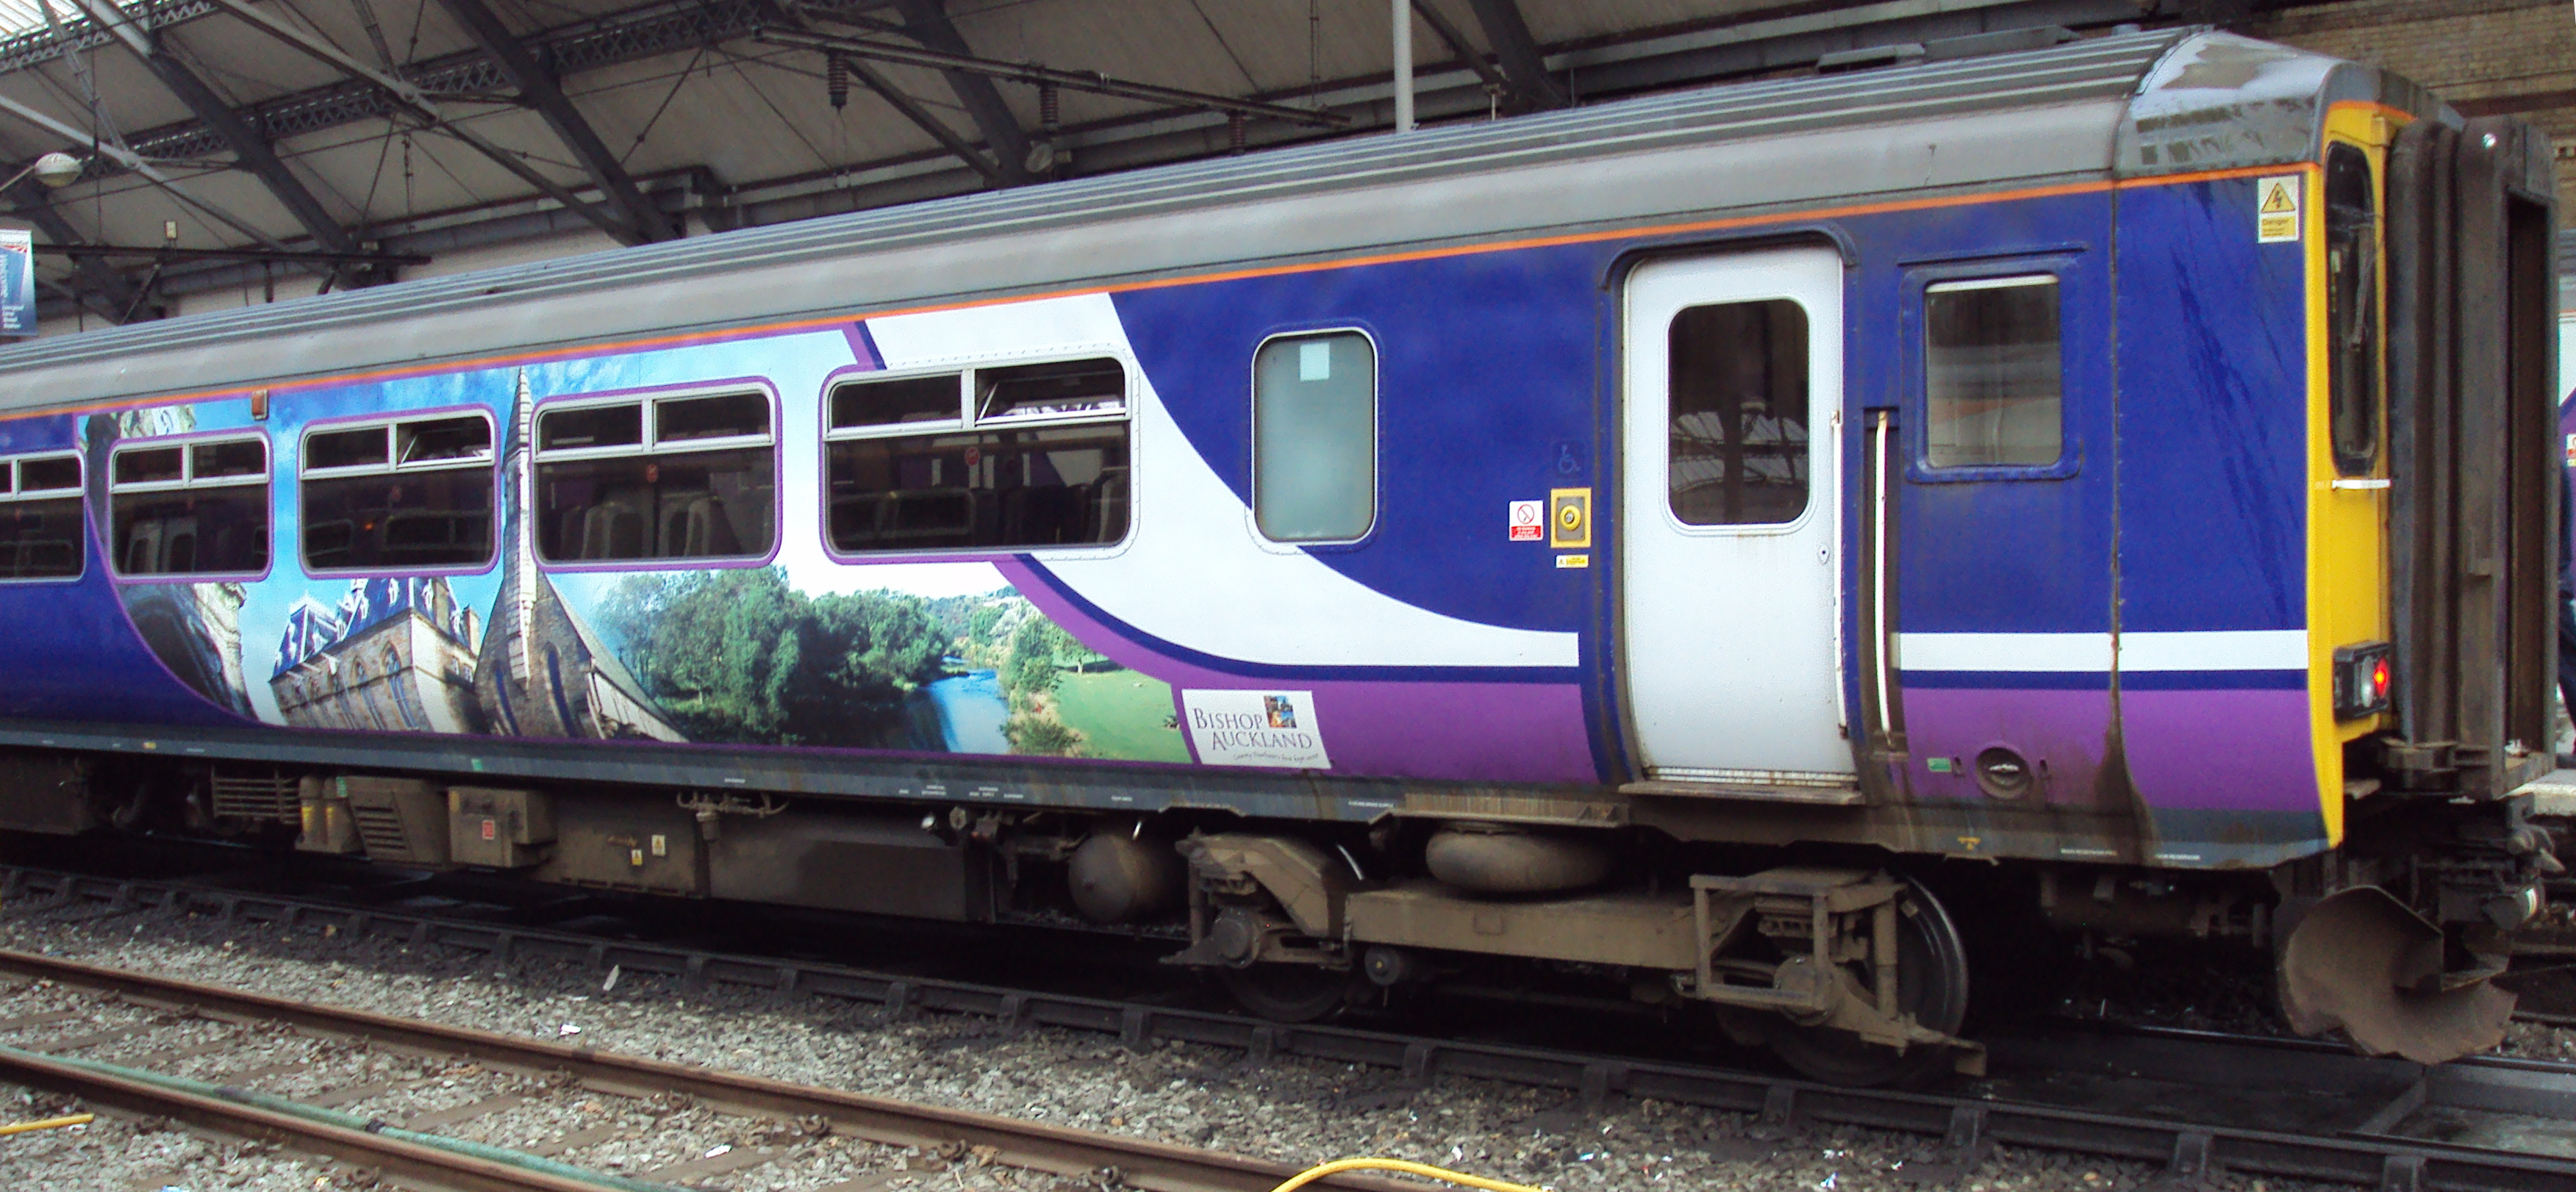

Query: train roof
left=0, top=26, right=2452, bottom=412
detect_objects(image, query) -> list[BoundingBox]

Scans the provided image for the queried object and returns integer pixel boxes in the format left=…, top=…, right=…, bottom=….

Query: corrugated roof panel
left=0, top=26, right=2205, bottom=384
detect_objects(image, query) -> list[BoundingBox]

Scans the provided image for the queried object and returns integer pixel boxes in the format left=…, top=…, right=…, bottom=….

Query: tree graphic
left=603, top=567, right=946, bottom=747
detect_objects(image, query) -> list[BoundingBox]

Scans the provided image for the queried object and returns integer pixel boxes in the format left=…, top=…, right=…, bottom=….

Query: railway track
left=0, top=947, right=1429, bottom=1192
left=6, top=862, right=2576, bottom=1191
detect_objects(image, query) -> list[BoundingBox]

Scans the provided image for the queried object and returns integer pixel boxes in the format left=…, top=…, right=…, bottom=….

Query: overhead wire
left=620, top=43, right=706, bottom=168
left=716, top=45, right=836, bottom=172
left=34, top=0, right=162, bottom=318
left=401, top=127, right=487, bottom=209
left=356, top=113, right=399, bottom=226
left=160, top=33, right=375, bottom=228
left=1308, top=0, right=1319, bottom=110
left=340, top=0, right=409, bottom=237
left=1185, top=0, right=1259, bottom=93
left=32, top=0, right=112, bottom=247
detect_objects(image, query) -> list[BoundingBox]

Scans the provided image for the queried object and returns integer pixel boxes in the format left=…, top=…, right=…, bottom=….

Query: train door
left=1619, top=248, right=1851, bottom=787
left=1884, top=253, right=2118, bottom=808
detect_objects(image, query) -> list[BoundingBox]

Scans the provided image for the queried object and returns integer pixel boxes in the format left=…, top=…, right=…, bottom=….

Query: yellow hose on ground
left=1271, top=1157, right=1550, bottom=1192
left=0, top=1113, right=93, bottom=1135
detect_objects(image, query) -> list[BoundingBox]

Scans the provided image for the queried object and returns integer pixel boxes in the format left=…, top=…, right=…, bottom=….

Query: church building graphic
left=470, top=373, right=680, bottom=742
left=272, top=578, right=482, bottom=733
left=267, top=373, right=679, bottom=743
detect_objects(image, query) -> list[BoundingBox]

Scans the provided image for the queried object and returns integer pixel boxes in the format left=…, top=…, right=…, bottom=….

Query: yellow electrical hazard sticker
left=2257, top=174, right=2302, bottom=243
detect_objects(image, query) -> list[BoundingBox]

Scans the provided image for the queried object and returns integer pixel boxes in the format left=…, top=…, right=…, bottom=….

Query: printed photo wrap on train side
left=91, top=349, right=1195, bottom=766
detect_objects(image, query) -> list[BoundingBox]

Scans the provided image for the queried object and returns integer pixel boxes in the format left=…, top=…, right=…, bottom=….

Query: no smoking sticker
left=2257, top=174, right=2302, bottom=243
left=1509, top=500, right=1545, bottom=541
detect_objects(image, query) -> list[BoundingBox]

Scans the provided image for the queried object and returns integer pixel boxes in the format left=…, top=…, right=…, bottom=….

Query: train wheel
left=1761, top=878, right=1972, bottom=1088
left=1217, top=963, right=1361, bottom=1022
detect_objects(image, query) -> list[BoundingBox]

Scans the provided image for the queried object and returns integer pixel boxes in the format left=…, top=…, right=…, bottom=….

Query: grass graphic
left=1052, top=670, right=1189, bottom=762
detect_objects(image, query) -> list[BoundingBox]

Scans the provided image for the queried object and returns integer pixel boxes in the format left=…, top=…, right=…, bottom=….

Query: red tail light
left=2334, top=642, right=2394, bottom=720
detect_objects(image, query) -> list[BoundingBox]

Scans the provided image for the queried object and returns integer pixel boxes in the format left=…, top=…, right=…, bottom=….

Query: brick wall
left=2240, top=0, right=2576, bottom=201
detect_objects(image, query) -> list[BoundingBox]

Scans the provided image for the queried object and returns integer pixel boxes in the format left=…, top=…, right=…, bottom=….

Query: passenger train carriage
left=0, top=27, right=2558, bottom=1084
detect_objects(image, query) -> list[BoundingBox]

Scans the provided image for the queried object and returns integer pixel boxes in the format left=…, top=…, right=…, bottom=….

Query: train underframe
left=0, top=747, right=2560, bottom=1087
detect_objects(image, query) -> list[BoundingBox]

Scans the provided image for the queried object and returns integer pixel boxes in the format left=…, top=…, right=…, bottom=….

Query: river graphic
left=922, top=669, right=1011, bottom=753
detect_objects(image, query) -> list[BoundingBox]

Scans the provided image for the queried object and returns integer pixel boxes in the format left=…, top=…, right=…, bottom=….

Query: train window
left=2327, top=143, right=2380, bottom=478
left=1668, top=300, right=1809, bottom=525
left=657, top=392, right=770, bottom=442
left=193, top=439, right=268, bottom=479
left=401, top=417, right=492, bottom=463
left=113, top=447, right=182, bottom=486
left=533, top=391, right=776, bottom=564
left=307, top=426, right=388, bottom=471
left=831, top=373, right=962, bottom=431
left=1253, top=331, right=1377, bottom=542
left=109, top=434, right=271, bottom=578
left=0, top=452, right=84, bottom=580
left=1923, top=276, right=2061, bottom=469
left=537, top=403, right=642, bottom=451
left=825, top=360, right=1129, bottom=553
left=17, top=456, right=78, bottom=491
left=976, top=359, right=1127, bottom=423
left=299, top=412, right=496, bottom=573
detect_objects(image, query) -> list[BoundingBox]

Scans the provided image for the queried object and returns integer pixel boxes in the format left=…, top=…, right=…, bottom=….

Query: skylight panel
left=0, top=0, right=58, bottom=41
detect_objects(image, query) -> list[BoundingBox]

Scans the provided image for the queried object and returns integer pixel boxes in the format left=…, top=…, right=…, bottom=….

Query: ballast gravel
left=0, top=896, right=2542, bottom=1192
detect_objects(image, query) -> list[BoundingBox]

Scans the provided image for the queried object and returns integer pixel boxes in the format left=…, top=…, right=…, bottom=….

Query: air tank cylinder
left=1068, top=832, right=1182, bottom=924
left=1424, top=821, right=1614, bottom=896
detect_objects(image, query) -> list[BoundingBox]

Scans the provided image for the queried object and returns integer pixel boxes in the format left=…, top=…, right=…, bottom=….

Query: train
left=0, top=25, right=2559, bottom=1086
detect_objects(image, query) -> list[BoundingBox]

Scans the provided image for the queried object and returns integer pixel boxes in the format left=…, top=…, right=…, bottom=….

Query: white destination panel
left=1180, top=689, right=1331, bottom=769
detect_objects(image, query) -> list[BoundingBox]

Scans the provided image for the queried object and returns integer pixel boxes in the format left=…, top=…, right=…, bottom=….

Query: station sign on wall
left=0, top=229, right=32, bottom=337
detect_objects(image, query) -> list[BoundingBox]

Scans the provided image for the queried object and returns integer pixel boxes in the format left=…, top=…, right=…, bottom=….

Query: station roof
left=0, top=0, right=2361, bottom=329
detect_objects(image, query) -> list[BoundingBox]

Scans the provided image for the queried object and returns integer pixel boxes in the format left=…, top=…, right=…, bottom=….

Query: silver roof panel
left=0, top=27, right=2411, bottom=412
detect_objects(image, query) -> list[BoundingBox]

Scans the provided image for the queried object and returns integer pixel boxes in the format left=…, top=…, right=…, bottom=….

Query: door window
left=1253, top=331, right=1376, bottom=542
left=1667, top=299, right=1809, bottom=525
left=1923, top=276, right=2062, bottom=469
left=2326, top=143, right=2381, bottom=477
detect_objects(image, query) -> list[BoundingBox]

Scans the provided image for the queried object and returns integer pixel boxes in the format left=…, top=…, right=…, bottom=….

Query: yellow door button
left=1548, top=487, right=1592, bottom=550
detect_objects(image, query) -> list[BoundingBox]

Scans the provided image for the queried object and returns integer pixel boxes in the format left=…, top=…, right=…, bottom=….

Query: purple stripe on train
left=1000, top=560, right=1599, bottom=785
left=1901, top=683, right=2315, bottom=813
left=1900, top=686, right=2111, bottom=805
left=2119, top=687, right=2316, bottom=813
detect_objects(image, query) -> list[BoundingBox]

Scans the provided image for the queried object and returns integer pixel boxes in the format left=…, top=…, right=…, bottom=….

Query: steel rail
left=0, top=945, right=1415, bottom=1192
left=7, top=864, right=2576, bottom=1191
left=0, top=1045, right=661, bottom=1192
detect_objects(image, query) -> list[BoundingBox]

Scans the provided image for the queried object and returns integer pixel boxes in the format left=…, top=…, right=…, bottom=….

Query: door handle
left=1871, top=411, right=1895, bottom=741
